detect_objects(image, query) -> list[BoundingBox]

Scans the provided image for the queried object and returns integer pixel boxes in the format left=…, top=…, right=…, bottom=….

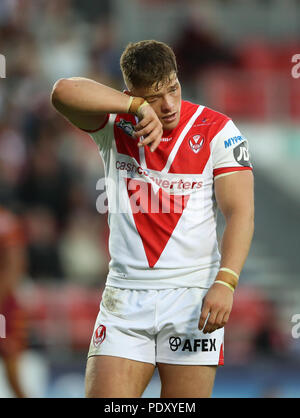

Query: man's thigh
left=155, top=288, right=223, bottom=397
left=157, top=363, right=217, bottom=398
left=156, top=287, right=224, bottom=366
left=85, top=355, right=155, bottom=398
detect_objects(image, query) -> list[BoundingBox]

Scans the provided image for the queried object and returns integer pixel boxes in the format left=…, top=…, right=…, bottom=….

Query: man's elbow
left=240, top=209, right=254, bottom=234
left=50, top=78, right=69, bottom=110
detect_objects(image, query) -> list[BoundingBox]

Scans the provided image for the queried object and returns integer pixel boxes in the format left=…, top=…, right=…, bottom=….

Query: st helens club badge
left=189, top=135, right=204, bottom=154
left=93, top=324, right=106, bottom=347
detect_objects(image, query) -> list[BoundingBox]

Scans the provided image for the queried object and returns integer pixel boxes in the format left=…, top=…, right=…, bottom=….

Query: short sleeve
left=210, top=120, right=253, bottom=179
left=81, top=114, right=115, bottom=154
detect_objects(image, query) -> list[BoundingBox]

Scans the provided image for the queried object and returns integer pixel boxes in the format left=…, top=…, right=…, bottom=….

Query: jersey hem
left=105, top=268, right=219, bottom=290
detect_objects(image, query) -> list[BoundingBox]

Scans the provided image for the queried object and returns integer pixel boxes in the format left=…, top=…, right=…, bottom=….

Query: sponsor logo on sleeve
left=233, top=141, right=251, bottom=167
left=224, top=135, right=245, bottom=149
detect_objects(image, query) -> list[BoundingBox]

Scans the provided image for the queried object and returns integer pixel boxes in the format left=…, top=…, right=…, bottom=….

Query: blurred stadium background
left=0, top=0, right=300, bottom=398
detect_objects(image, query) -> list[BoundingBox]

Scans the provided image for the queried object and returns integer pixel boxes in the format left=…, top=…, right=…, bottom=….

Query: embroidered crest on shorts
left=93, top=324, right=106, bottom=347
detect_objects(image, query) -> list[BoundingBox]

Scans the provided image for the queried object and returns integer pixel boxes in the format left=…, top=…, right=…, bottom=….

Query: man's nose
left=161, top=95, right=173, bottom=113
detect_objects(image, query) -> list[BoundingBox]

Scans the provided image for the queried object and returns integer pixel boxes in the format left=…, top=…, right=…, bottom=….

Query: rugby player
left=51, top=40, right=254, bottom=398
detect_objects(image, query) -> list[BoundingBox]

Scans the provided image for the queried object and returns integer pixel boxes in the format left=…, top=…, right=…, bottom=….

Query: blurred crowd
left=0, top=0, right=117, bottom=287
left=0, top=0, right=298, bottom=370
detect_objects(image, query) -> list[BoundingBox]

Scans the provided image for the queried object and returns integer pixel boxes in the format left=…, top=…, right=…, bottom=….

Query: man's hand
left=198, top=282, right=234, bottom=334
left=134, top=104, right=163, bottom=152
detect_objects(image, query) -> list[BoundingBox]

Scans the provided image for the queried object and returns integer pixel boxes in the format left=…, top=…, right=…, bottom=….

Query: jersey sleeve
left=80, top=114, right=115, bottom=155
left=210, top=119, right=253, bottom=179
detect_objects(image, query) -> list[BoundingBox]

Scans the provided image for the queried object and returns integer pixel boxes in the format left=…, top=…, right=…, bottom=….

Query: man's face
left=129, top=73, right=182, bottom=131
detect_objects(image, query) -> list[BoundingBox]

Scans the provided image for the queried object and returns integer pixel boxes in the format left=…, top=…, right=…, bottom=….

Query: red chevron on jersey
left=125, top=178, right=190, bottom=268
left=143, top=101, right=199, bottom=172
left=168, top=107, right=230, bottom=174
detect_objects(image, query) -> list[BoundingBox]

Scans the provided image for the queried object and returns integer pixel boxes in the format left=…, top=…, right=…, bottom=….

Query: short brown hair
left=120, top=40, right=178, bottom=90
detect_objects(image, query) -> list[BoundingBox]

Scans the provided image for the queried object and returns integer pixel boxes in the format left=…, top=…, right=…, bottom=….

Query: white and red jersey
left=82, top=100, right=253, bottom=289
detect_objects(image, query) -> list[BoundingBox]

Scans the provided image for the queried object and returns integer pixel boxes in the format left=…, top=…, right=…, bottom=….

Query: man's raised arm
left=50, top=77, right=163, bottom=151
left=50, top=77, right=133, bottom=131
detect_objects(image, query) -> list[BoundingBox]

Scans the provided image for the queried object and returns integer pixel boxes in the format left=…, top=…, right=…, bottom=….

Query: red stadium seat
left=201, top=68, right=269, bottom=120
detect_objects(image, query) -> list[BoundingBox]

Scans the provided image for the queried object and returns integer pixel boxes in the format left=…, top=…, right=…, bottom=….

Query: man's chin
left=161, top=115, right=180, bottom=132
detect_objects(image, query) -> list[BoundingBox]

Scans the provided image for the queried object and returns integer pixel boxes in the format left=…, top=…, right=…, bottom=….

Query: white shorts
left=88, top=286, right=224, bottom=366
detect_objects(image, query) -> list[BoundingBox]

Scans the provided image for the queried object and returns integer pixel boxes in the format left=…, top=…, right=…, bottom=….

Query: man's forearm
left=219, top=212, right=254, bottom=276
left=51, top=77, right=132, bottom=115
